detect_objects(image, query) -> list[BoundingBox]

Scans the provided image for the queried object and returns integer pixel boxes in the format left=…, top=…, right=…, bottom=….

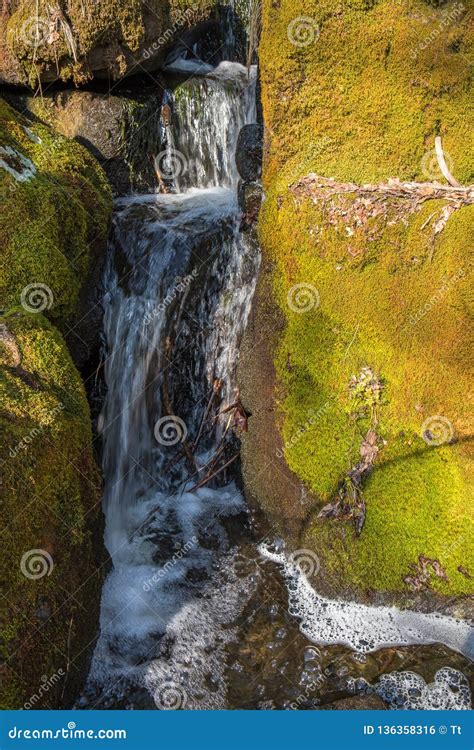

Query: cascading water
left=83, top=9, right=473, bottom=711
left=84, top=50, right=262, bottom=708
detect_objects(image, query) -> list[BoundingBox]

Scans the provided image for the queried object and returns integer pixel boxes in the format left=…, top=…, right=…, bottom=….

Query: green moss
left=0, top=311, right=102, bottom=708
left=258, top=0, right=474, bottom=597
left=0, top=98, right=111, bottom=329
left=5, top=1, right=215, bottom=85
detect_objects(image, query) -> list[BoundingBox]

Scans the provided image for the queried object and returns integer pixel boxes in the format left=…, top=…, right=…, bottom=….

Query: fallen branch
left=187, top=453, right=239, bottom=493
left=292, top=174, right=473, bottom=204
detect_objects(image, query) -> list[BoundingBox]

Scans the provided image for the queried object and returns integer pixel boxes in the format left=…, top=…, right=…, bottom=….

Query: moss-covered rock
left=0, top=312, right=103, bottom=708
left=0, top=98, right=111, bottom=332
left=248, top=0, right=473, bottom=601
left=1, top=0, right=216, bottom=86
left=0, top=97, right=111, bottom=707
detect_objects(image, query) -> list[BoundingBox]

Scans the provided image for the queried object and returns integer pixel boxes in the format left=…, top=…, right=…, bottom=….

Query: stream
left=80, top=4, right=473, bottom=711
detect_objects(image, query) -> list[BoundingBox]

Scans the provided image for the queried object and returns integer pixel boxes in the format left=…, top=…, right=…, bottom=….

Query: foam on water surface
left=259, top=544, right=474, bottom=659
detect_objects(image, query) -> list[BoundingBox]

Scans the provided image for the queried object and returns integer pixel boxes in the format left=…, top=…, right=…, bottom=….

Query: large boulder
left=241, top=0, right=474, bottom=607
left=0, top=98, right=112, bottom=365
left=0, top=100, right=112, bottom=707
left=4, top=89, right=165, bottom=196
left=0, top=0, right=213, bottom=87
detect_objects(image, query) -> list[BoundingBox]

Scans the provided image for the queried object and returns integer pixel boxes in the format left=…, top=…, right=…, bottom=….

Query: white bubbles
left=259, top=543, right=473, bottom=659
left=375, top=668, right=471, bottom=710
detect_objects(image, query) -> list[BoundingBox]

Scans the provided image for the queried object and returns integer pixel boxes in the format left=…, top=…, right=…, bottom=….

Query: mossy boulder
left=1, top=0, right=215, bottom=86
left=247, top=0, right=473, bottom=602
left=0, top=98, right=112, bottom=363
left=0, top=312, right=103, bottom=708
left=0, top=98, right=111, bottom=706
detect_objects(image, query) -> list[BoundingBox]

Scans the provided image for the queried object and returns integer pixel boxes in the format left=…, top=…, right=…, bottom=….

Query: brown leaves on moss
left=291, top=173, right=474, bottom=241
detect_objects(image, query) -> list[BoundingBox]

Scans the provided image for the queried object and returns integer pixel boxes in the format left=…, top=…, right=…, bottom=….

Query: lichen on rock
left=1, top=0, right=216, bottom=86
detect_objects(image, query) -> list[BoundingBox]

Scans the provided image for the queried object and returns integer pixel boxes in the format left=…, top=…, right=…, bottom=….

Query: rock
left=318, top=694, right=387, bottom=710
left=0, top=313, right=105, bottom=709
left=0, top=324, right=21, bottom=367
left=235, top=123, right=263, bottom=182
left=0, top=0, right=210, bottom=87
left=238, top=180, right=262, bottom=224
left=0, top=97, right=112, bottom=370
left=4, top=89, right=159, bottom=196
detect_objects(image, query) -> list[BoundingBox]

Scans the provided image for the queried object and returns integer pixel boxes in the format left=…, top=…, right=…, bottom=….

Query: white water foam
left=349, top=668, right=471, bottom=710
left=259, top=544, right=474, bottom=659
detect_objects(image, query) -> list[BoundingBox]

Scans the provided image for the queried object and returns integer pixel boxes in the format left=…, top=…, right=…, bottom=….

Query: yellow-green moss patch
left=258, top=0, right=474, bottom=597
left=0, top=98, right=111, bottom=328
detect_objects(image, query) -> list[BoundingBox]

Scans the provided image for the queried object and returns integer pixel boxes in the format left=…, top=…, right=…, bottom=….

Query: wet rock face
left=235, top=123, right=263, bottom=182
left=236, top=124, right=263, bottom=224
left=238, top=179, right=262, bottom=224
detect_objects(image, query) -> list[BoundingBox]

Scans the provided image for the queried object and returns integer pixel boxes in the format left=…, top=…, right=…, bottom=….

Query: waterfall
left=86, top=43, right=261, bottom=708
left=84, top=8, right=472, bottom=713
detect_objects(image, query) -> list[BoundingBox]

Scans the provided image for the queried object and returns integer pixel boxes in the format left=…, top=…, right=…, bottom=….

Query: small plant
left=348, top=366, right=383, bottom=424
